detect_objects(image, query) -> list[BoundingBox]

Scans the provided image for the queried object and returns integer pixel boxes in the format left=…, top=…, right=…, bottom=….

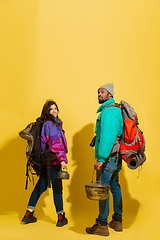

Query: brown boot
left=109, top=219, right=123, bottom=231
left=86, top=219, right=109, bottom=236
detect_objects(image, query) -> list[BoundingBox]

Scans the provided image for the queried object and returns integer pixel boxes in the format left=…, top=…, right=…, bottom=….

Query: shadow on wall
left=67, top=123, right=140, bottom=234
left=119, top=167, right=140, bottom=229
left=0, top=137, right=56, bottom=225
left=0, top=128, right=140, bottom=228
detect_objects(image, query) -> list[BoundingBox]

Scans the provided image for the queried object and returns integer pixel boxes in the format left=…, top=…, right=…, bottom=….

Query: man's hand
left=94, top=161, right=104, bottom=170
left=61, top=161, right=67, bottom=169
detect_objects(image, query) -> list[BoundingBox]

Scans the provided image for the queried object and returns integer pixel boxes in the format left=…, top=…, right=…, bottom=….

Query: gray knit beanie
left=98, top=83, right=114, bottom=96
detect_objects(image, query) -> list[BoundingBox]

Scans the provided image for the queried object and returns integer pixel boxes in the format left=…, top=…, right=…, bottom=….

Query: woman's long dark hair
left=40, top=100, right=61, bottom=125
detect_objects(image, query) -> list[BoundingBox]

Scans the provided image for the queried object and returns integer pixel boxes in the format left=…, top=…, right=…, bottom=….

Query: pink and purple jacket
left=41, top=119, right=68, bottom=165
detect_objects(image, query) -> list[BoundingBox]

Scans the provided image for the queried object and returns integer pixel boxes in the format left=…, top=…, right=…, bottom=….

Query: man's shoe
left=86, top=219, right=109, bottom=236
left=56, top=212, right=68, bottom=227
left=109, top=219, right=123, bottom=231
left=21, top=210, right=37, bottom=224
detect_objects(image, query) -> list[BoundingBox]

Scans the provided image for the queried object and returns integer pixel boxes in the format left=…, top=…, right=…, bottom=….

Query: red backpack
left=106, top=101, right=146, bottom=169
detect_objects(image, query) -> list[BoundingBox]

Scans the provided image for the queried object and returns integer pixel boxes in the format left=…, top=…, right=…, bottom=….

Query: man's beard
left=98, top=98, right=107, bottom=104
left=98, top=93, right=110, bottom=104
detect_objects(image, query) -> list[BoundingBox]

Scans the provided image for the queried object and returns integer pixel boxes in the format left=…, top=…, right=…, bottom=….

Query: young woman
left=22, top=100, right=68, bottom=227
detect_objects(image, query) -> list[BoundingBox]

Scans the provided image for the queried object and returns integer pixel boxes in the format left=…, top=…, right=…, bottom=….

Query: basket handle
left=91, top=168, right=103, bottom=183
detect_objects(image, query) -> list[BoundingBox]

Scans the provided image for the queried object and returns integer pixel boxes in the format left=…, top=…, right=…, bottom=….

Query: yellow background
left=0, top=0, right=160, bottom=239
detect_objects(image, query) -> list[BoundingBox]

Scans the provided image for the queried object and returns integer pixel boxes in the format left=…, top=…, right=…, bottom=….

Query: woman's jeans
left=28, top=165, right=63, bottom=214
left=96, top=154, right=122, bottom=223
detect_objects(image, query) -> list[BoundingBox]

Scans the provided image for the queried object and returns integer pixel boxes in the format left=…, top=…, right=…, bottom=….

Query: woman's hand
left=61, top=161, right=67, bottom=169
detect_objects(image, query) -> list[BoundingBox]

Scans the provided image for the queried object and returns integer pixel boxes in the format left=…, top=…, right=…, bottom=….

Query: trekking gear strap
left=25, top=160, right=36, bottom=190
left=47, top=155, right=51, bottom=188
left=25, top=161, right=30, bottom=190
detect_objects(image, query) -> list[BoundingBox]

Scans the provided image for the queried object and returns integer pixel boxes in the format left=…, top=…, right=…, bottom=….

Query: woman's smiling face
left=49, top=104, right=58, bottom=117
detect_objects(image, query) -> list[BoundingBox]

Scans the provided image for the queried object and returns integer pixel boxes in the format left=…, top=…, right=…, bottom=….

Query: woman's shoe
left=21, top=210, right=37, bottom=224
left=56, top=212, right=68, bottom=227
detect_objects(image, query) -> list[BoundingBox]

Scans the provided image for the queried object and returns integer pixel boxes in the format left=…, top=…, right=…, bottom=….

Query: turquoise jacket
left=95, top=98, right=123, bottom=162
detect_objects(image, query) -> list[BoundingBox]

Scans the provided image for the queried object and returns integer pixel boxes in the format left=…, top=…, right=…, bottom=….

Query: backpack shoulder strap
left=105, top=104, right=121, bottom=109
left=97, top=104, right=120, bottom=128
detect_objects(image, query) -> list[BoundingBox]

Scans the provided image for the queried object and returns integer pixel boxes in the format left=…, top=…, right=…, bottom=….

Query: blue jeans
left=96, top=154, right=122, bottom=222
left=28, top=165, right=64, bottom=214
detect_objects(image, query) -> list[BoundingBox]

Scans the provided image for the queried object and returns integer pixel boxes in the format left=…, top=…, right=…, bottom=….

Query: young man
left=86, top=83, right=124, bottom=236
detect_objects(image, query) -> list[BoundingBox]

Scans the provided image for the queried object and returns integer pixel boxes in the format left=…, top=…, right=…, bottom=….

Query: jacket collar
left=97, top=98, right=115, bottom=113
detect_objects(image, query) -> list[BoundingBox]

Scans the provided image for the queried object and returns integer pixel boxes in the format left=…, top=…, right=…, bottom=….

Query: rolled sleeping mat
left=127, top=153, right=146, bottom=170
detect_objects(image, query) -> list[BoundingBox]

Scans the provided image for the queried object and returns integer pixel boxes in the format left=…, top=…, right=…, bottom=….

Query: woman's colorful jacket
left=41, top=118, right=68, bottom=165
